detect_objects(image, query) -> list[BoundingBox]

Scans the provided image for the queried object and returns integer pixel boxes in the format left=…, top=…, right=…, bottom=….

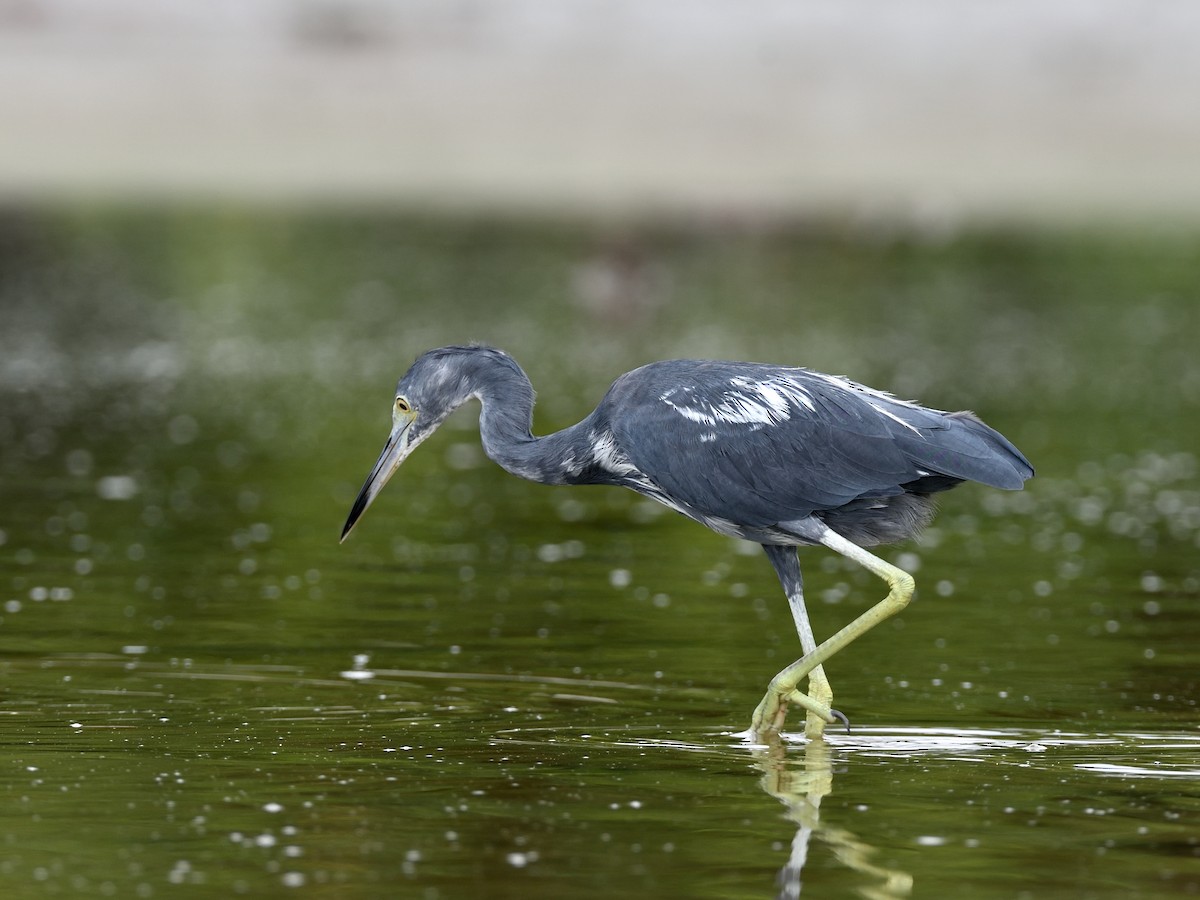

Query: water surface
left=1, top=211, right=1197, bottom=897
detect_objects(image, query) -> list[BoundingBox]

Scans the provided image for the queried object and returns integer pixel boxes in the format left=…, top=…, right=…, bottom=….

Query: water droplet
left=97, top=476, right=138, bottom=501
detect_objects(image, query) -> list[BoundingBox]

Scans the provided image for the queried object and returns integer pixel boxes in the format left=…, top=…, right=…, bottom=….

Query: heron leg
left=751, top=528, right=915, bottom=738
left=761, top=545, right=839, bottom=740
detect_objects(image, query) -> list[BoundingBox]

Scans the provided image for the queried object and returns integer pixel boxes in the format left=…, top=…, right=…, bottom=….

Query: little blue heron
left=341, top=344, right=1033, bottom=739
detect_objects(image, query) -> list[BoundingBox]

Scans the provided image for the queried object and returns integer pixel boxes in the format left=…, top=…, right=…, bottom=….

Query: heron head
left=340, top=349, right=478, bottom=542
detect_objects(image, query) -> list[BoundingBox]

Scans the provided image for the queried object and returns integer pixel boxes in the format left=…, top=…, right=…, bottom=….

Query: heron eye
left=395, top=397, right=411, bottom=414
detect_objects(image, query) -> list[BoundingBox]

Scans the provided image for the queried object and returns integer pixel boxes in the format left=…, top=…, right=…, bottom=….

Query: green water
left=1, top=210, right=1198, bottom=897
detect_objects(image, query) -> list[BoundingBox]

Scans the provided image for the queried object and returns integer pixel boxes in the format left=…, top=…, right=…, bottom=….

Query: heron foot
left=749, top=684, right=846, bottom=739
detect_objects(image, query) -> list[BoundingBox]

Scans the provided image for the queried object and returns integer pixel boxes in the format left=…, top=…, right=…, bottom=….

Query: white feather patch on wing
left=659, top=375, right=818, bottom=427
left=811, top=371, right=927, bottom=434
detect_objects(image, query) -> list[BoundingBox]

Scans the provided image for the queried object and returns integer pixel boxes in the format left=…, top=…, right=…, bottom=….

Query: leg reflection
left=755, top=736, right=913, bottom=899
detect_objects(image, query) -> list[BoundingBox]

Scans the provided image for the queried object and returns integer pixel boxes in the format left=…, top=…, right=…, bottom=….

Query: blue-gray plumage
left=342, top=344, right=1033, bottom=739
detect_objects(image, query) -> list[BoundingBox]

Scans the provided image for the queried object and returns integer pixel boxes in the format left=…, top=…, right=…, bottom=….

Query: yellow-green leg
left=759, top=544, right=842, bottom=740
left=751, top=528, right=916, bottom=739
left=803, top=663, right=834, bottom=740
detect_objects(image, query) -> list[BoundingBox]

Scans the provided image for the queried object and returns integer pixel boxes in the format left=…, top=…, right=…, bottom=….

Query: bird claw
left=791, top=693, right=851, bottom=734
left=749, top=687, right=850, bottom=739
left=784, top=688, right=842, bottom=726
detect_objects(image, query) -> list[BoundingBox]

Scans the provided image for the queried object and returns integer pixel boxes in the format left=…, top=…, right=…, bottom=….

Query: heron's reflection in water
left=756, top=737, right=913, bottom=899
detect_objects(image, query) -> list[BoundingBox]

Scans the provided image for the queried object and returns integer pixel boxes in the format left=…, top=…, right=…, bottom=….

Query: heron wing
left=605, top=361, right=1030, bottom=528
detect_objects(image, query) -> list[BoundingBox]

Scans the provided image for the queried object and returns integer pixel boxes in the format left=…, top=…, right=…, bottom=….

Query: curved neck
left=471, top=354, right=594, bottom=485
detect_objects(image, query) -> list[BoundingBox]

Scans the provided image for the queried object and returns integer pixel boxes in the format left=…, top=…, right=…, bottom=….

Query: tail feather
left=897, top=411, right=1033, bottom=491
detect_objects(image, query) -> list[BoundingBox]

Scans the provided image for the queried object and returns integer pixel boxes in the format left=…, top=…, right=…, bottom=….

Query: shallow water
left=1, top=211, right=1198, bottom=897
